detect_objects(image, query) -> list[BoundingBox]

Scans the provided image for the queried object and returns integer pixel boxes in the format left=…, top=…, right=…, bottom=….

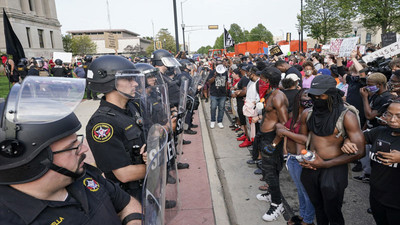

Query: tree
left=62, top=34, right=72, bottom=52
left=70, top=36, right=96, bottom=56
left=348, top=0, right=400, bottom=34
left=229, top=23, right=246, bottom=44
left=247, top=24, right=274, bottom=44
left=213, top=33, right=224, bottom=49
left=145, top=28, right=176, bottom=56
left=299, top=0, right=353, bottom=44
left=197, top=45, right=212, bottom=54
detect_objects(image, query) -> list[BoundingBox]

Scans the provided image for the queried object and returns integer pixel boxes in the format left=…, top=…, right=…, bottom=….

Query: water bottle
left=301, top=149, right=315, bottom=161
left=295, top=155, right=304, bottom=162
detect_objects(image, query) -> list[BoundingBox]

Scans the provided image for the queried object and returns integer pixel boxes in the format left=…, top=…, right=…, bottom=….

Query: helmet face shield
left=115, top=70, right=145, bottom=100
left=161, top=57, right=181, bottom=68
left=144, top=68, right=165, bottom=86
left=11, top=77, right=86, bottom=123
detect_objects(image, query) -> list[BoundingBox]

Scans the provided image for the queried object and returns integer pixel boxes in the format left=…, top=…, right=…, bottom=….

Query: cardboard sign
left=362, top=40, right=400, bottom=63
left=269, top=46, right=283, bottom=56
left=53, top=52, right=72, bottom=63
left=104, top=32, right=118, bottom=50
left=338, top=37, right=359, bottom=57
left=330, top=38, right=343, bottom=55
left=382, top=32, right=397, bottom=47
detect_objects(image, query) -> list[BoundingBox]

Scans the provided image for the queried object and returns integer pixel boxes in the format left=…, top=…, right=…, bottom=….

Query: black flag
left=224, top=28, right=235, bottom=48
left=3, top=9, right=25, bottom=63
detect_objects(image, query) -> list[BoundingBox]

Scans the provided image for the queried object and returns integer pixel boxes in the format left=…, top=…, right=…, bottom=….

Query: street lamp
left=300, top=0, right=303, bottom=53
left=298, top=28, right=301, bottom=53
left=181, top=0, right=189, bottom=52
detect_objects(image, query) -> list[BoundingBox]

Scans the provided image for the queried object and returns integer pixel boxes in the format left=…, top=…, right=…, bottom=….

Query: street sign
left=208, top=25, right=219, bottom=30
left=104, top=32, right=118, bottom=50
left=286, top=32, right=291, bottom=42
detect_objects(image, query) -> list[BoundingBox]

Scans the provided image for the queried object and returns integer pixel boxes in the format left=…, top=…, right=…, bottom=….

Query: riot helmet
left=151, top=49, right=181, bottom=68
left=135, top=63, right=165, bottom=87
left=87, top=55, right=137, bottom=93
left=55, top=59, right=63, bottom=66
left=84, top=55, right=93, bottom=63
left=18, top=58, right=28, bottom=66
left=0, top=77, right=86, bottom=184
left=34, top=57, right=44, bottom=68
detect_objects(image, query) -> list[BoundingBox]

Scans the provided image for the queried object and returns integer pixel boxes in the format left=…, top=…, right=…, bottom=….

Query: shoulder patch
left=92, top=123, right=114, bottom=143
left=83, top=178, right=100, bottom=192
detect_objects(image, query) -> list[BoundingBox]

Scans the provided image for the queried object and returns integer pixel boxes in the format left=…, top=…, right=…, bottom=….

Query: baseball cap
left=308, top=75, right=337, bottom=95
left=286, top=73, right=300, bottom=82
left=317, top=68, right=331, bottom=76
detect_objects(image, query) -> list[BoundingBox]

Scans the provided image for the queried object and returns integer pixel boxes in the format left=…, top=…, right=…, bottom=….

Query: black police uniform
left=51, top=66, right=70, bottom=77
left=0, top=164, right=131, bottom=225
left=86, top=98, right=145, bottom=200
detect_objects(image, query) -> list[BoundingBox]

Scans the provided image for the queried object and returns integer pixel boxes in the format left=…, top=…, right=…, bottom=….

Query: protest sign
left=269, top=45, right=283, bottom=56
left=330, top=38, right=343, bottom=55
left=362, top=40, right=400, bottom=63
left=338, top=37, right=359, bottom=57
left=53, top=52, right=72, bottom=63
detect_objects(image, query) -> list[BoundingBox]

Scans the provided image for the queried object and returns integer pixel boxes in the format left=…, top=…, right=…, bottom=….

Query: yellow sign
left=156, top=41, right=162, bottom=50
left=104, top=32, right=118, bottom=50
left=208, top=25, right=219, bottom=30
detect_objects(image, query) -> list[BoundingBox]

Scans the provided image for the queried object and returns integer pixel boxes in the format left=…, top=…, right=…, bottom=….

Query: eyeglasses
left=382, top=111, right=400, bottom=121
left=53, top=135, right=84, bottom=155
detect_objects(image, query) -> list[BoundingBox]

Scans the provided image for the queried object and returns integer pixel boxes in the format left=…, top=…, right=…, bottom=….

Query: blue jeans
left=210, top=96, right=226, bottom=123
left=287, top=154, right=315, bottom=224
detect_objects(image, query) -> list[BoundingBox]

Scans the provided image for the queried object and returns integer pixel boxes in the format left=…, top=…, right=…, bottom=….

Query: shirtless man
left=256, top=67, right=289, bottom=222
left=297, top=75, right=365, bottom=225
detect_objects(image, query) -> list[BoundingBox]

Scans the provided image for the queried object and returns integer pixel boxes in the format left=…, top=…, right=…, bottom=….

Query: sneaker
left=262, top=203, right=284, bottom=222
left=239, top=139, right=252, bottom=148
left=237, top=135, right=247, bottom=141
left=191, top=124, right=198, bottom=128
left=246, top=159, right=261, bottom=165
left=256, top=192, right=271, bottom=202
left=254, top=168, right=262, bottom=175
left=183, top=139, right=191, bottom=145
left=184, top=129, right=197, bottom=135
left=353, top=174, right=370, bottom=183
left=210, top=122, right=215, bottom=129
left=218, top=123, right=224, bottom=129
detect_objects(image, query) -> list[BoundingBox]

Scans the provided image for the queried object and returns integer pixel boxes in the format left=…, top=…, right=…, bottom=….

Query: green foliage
left=299, top=0, right=353, bottom=44
left=0, top=75, right=11, bottom=99
left=70, top=36, right=97, bottom=56
left=213, top=33, right=224, bottom=49
left=146, top=28, right=176, bottom=56
left=62, top=34, right=72, bottom=52
left=229, top=23, right=246, bottom=43
left=197, top=45, right=212, bottom=54
left=247, top=24, right=274, bottom=44
left=351, top=0, right=400, bottom=34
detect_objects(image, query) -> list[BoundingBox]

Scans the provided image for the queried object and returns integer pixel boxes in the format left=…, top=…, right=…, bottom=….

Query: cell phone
left=376, top=139, right=391, bottom=153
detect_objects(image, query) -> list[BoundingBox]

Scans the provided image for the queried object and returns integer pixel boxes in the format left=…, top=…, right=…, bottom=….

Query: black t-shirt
left=0, top=164, right=130, bottom=225
left=207, top=70, right=228, bottom=97
left=282, top=89, right=299, bottom=113
left=364, top=126, right=400, bottom=210
left=367, top=91, right=393, bottom=128
left=346, top=75, right=366, bottom=126
left=236, top=76, right=250, bottom=101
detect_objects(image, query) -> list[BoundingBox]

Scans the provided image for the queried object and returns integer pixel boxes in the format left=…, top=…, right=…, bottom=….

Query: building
left=0, top=0, right=63, bottom=59
left=67, top=29, right=151, bottom=56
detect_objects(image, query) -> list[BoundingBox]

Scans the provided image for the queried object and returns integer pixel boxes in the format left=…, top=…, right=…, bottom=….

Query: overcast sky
left=55, top=0, right=303, bottom=51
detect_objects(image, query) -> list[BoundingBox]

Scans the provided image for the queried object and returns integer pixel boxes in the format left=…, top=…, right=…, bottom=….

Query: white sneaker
left=210, top=122, right=215, bottom=129
left=256, top=192, right=271, bottom=202
left=262, top=202, right=284, bottom=222
left=217, top=122, right=224, bottom=129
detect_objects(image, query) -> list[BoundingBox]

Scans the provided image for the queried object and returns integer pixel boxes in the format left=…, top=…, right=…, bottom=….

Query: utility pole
left=181, top=0, right=188, bottom=52
left=173, top=0, right=180, bottom=53
left=300, top=0, right=304, bottom=53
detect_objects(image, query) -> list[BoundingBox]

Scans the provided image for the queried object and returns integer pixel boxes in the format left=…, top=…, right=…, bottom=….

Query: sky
left=55, top=0, right=303, bottom=52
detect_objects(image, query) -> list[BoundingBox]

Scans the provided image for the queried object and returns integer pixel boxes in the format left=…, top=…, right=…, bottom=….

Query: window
left=50, top=31, right=54, bottom=48
left=38, top=29, right=44, bottom=48
left=26, top=27, right=31, bottom=48
left=366, top=33, right=372, bottom=43
left=28, top=0, right=34, bottom=11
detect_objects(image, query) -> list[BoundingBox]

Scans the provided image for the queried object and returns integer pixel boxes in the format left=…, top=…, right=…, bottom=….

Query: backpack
left=305, top=102, right=360, bottom=149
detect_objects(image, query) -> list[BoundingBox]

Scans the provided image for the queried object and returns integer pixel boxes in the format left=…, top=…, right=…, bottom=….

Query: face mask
left=365, top=85, right=379, bottom=93
left=305, top=70, right=312, bottom=76
left=324, top=58, right=328, bottom=63
left=312, top=98, right=328, bottom=110
left=300, top=100, right=313, bottom=108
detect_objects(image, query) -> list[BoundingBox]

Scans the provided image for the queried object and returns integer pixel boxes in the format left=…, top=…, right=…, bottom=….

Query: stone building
left=67, top=29, right=151, bottom=56
left=0, top=0, right=63, bottom=59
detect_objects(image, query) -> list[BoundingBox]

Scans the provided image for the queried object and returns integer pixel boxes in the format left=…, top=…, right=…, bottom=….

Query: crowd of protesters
left=198, top=48, right=400, bottom=225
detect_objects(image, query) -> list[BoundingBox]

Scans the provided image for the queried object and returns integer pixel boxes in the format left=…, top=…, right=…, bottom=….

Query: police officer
left=83, top=55, right=99, bottom=100
left=0, top=77, right=143, bottom=225
left=86, top=55, right=147, bottom=201
left=51, top=59, right=71, bottom=77
left=16, top=58, right=28, bottom=80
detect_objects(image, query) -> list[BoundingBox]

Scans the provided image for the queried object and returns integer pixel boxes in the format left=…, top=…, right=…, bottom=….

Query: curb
left=199, top=101, right=230, bottom=225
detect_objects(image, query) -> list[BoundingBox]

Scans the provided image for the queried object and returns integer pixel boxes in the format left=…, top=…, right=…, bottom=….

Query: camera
left=360, top=57, right=392, bottom=79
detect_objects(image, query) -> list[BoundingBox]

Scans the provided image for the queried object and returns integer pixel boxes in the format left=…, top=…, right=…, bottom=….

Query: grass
left=0, top=75, right=11, bottom=99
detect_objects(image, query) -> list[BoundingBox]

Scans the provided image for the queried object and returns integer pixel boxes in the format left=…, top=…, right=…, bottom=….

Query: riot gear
left=16, top=58, right=28, bottom=80
left=87, top=55, right=137, bottom=93
left=135, top=63, right=165, bottom=87
left=151, top=49, right=181, bottom=68
left=0, top=77, right=86, bottom=184
left=55, top=59, right=63, bottom=66
left=84, top=55, right=93, bottom=63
